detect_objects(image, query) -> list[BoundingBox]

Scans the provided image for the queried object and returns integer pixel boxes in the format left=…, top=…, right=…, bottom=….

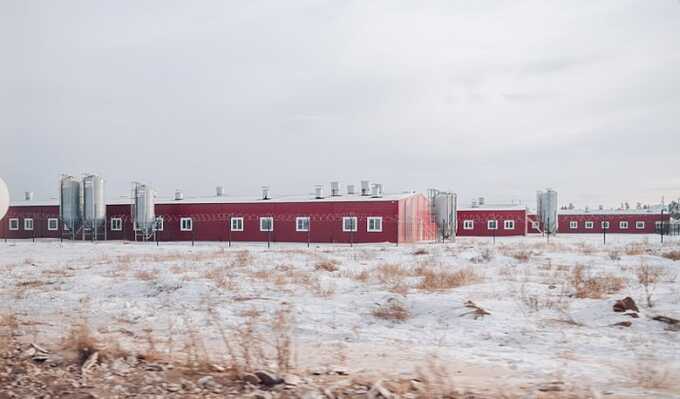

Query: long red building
left=0, top=192, right=436, bottom=244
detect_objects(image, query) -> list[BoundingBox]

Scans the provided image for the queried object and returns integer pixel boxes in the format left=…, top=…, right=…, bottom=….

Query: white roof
left=458, top=204, right=527, bottom=212
left=9, top=192, right=419, bottom=207
left=558, top=207, right=666, bottom=216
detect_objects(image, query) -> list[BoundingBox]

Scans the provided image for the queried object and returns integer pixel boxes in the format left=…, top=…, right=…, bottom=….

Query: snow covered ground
left=1, top=234, right=679, bottom=397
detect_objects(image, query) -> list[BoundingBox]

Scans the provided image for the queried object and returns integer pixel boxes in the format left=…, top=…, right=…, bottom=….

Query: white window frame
left=463, top=220, right=474, bottom=230
left=296, top=216, right=310, bottom=232
left=47, top=218, right=59, bottom=231
left=487, top=220, right=498, bottom=230
left=9, top=218, right=19, bottom=231
left=24, top=218, right=34, bottom=231
left=635, top=221, right=645, bottom=230
left=155, top=216, right=164, bottom=231
left=230, top=217, right=244, bottom=231
left=180, top=217, right=193, bottom=231
left=504, top=220, right=515, bottom=230
left=110, top=217, right=123, bottom=231
left=259, top=217, right=274, bottom=232
left=619, top=221, right=629, bottom=229
left=655, top=221, right=662, bottom=230
left=569, top=221, right=578, bottom=230
left=342, top=216, right=357, bottom=232
left=601, top=221, right=610, bottom=229
left=585, top=221, right=594, bottom=229
left=367, top=216, right=383, bottom=232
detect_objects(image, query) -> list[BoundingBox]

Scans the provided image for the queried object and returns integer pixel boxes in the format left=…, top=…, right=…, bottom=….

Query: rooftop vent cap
left=371, top=183, right=383, bottom=198
left=216, top=186, right=225, bottom=197
left=361, top=180, right=370, bottom=196
left=25, top=191, right=33, bottom=201
left=330, top=181, right=340, bottom=196
left=262, top=186, right=271, bottom=200
left=314, top=185, right=324, bottom=199
left=174, top=190, right=184, bottom=201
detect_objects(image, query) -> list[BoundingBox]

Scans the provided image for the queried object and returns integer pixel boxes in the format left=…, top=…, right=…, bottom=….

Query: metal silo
left=82, top=174, right=105, bottom=231
left=537, top=189, right=558, bottom=234
left=434, top=192, right=457, bottom=240
left=133, top=183, right=155, bottom=237
left=60, top=175, right=81, bottom=231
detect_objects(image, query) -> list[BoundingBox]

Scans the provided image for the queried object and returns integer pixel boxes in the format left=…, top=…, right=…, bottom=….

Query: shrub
left=662, top=251, right=680, bottom=261
left=417, top=267, right=480, bottom=291
left=569, top=265, right=625, bottom=299
left=372, top=298, right=410, bottom=321
left=413, top=248, right=429, bottom=256
left=314, top=259, right=339, bottom=272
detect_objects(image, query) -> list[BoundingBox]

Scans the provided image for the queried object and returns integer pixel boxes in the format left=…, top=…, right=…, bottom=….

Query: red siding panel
left=456, top=210, right=527, bottom=237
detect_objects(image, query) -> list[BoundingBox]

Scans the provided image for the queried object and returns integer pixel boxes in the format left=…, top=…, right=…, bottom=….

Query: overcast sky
left=1, top=0, right=679, bottom=208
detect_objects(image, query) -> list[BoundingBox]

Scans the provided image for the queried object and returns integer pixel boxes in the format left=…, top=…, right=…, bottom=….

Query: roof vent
left=25, top=191, right=33, bottom=201
left=314, top=185, right=324, bottom=199
left=347, top=184, right=355, bottom=195
left=361, top=180, right=370, bottom=196
left=330, top=181, right=340, bottom=197
left=216, top=186, right=225, bottom=197
left=478, top=197, right=485, bottom=206
left=174, top=190, right=184, bottom=201
left=371, top=183, right=383, bottom=198
left=261, top=186, right=271, bottom=200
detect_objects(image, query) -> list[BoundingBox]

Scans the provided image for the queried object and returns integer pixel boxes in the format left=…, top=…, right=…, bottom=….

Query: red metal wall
left=456, top=209, right=527, bottom=237
left=557, top=213, right=670, bottom=234
left=526, top=213, right=542, bottom=234
left=0, top=205, right=60, bottom=240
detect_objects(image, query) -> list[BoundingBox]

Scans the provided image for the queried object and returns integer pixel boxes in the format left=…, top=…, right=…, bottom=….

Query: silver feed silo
left=133, top=183, right=155, bottom=238
left=428, top=189, right=457, bottom=240
left=60, top=175, right=81, bottom=232
left=537, top=189, right=558, bottom=234
left=82, top=174, right=105, bottom=232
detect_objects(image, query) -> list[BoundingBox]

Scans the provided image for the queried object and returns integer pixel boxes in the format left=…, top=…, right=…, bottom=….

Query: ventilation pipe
left=25, top=191, right=33, bottom=201
left=262, top=186, right=271, bottom=200
left=361, top=180, right=370, bottom=196
left=347, top=184, right=355, bottom=195
left=174, top=190, right=184, bottom=201
left=330, top=181, right=340, bottom=196
left=216, top=186, right=225, bottom=197
left=314, top=185, right=324, bottom=199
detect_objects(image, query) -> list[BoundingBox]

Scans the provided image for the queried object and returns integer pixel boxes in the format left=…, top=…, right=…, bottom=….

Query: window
left=260, top=217, right=273, bottom=232
left=570, top=221, right=578, bottom=229
left=655, top=221, right=662, bottom=230
left=619, top=221, right=628, bottom=229
left=488, top=220, right=498, bottom=230
left=296, top=217, right=310, bottom=232
left=24, top=218, right=33, bottom=231
left=504, top=220, right=515, bottom=230
left=367, top=217, right=383, bottom=232
left=463, top=220, right=474, bottom=230
left=342, top=216, right=357, bottom=232
left=180, top=217, right=193, bottom=231
left=636, top=221, right=645, bottom=230
left=231, top=217, right=244, bottom=231
left=48, top=218, right=59, bottom=231
left=110, top=218, right=123, bottom=231
left=601, top=221, right=610, bottom=229
left=155, top=216, right=164, bottom=231
left=9, top=218, right=19, bottom=231
left=585, top=221, right=594, bottom=229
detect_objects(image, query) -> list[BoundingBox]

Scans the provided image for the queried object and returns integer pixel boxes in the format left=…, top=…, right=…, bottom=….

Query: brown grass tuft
left=416, top=267, right=481, bottom=291
left=372, top=298, right=410, bottom=321
left=662, top=250, right=680, bottom=261
left=314, top=259, right=339, bottom=272
left=134, top=269, right=159, bottom=281
left=413, top=248, right=429, bottom=256
left=569, top=265, right=625, bottom=299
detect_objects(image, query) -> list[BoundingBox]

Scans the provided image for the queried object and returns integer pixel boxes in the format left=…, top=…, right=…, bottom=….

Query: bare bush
left=416, top=267, right=480, bottom=291
left=662, top=250, right=680, bottom=261
left=372, top=298, right=410, bottom=321
left=412, top=248, right=429, bottom=256
left=314, top=259, right=339, bottom=272
left=61, top=321, right=127, bottom=365
left=569, top=265, right=625, bottom=299
left=636, top=262, right=664, bottom=308
left=375, top=263, right=411, bottom=286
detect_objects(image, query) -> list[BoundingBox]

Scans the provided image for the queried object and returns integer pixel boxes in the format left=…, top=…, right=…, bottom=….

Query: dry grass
left=636, top=262, right=664, bottom=308
left=375, top=263, right=411, bottom=285
left=61, top=321, right=127, bottom=365
left=569, top=265, right=625, bottom=299
left=509, top=250, right=531, bottom=263
left=372, top=298, right=410, bottom=321
left=204, top=267, right=237, bottom=289
left=314, top=259, right=339, bottom=272
left=412, top=248, right=429, bottom=256
left=416, top=267, right=481, bottom=291
left=134, top=269, right=160, bottom=281
left=662, top=250, right=680, bottom=261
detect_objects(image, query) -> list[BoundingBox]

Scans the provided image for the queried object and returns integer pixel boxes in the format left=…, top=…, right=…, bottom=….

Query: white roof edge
left=9, top=192, right=421, bottom=207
